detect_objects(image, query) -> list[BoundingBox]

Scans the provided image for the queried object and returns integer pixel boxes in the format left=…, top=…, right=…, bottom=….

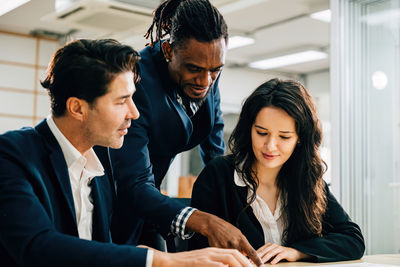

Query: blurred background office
left=0, top=0, right=398, bottom=256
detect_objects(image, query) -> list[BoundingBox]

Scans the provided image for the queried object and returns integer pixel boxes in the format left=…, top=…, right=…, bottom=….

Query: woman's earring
left=165, top=58, right=171, bottom=63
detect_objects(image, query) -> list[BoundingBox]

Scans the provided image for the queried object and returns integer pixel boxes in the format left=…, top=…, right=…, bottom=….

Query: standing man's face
left=83, top=71, right=139, bottom=149
left=163, top=37, right=227, bottom=102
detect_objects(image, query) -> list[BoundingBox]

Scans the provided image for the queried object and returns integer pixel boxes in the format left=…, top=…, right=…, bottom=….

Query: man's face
left=83, top=71, right=139, bottom=149
left=165, top=37, right=227, bottom=101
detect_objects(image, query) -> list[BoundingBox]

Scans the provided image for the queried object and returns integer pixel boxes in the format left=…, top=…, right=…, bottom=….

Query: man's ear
left=65, top=97, right=88, bottom=122
left=162, top=40, right=173, bottom=62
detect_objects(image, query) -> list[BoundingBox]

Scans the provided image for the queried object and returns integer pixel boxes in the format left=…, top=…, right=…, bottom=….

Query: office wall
left=305, top=70, right=331, bottom=183
left=0, top=31, right=58, bottom=134
left=305, top=71, right=330, bottom=122
left=218, top=68, right=296, bottom=113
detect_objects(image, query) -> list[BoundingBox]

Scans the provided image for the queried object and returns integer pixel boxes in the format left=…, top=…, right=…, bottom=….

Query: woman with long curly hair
left=188, top=78, right=365, bottom=264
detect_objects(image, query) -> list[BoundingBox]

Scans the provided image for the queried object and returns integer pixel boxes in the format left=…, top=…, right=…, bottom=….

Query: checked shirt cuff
left=170, top=207, right=197, bottom=239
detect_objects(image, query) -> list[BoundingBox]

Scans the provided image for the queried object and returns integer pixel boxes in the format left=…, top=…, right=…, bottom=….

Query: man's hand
left=152, top=247, right=254, bottom=267
left=256, top=243, right=310, bottom=264
left=186, top=210, right=263, bottom=267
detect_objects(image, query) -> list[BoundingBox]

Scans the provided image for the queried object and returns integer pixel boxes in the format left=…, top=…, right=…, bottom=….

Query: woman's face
left=251, top=106, right=298, bottom=172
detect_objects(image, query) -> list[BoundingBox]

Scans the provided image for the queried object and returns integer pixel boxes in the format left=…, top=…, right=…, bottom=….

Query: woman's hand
left=256, top=243, right=309, bottom=264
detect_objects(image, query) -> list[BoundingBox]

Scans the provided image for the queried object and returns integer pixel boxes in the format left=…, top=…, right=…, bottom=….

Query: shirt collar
left=234, top=159, right=247, bottom=187
left=82, top=149, right=104, bottom=178
left=46, top=115, right=104, bottom=178
left=233, top=159, right=284, bottom=220
left=234, top=168, right=247, bottom=187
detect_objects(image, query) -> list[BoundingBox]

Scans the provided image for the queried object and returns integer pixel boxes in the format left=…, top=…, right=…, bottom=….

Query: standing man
left=110, top=1, right=262, bottom=265
left=0, top=39, right=253, bottom=267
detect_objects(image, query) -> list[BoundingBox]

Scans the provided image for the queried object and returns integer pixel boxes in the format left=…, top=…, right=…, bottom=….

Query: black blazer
left=0, top=120, right=147, bottom=266
left=189, top=155, right=365, bottom=262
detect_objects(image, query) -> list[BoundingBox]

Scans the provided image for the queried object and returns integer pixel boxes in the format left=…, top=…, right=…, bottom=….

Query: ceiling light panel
left=228, top=35, right=255, bottom=50
left=310, top=9, right=331, bottom=23
left=0, top=0, right=30, bottom=16
left=249, top=50, right=328, bottom=70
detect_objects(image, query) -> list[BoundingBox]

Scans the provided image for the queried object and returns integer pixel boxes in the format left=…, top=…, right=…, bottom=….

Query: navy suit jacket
left=110, top=41, right=225, bottom=244
left=0, top=120, right=147, bottom=267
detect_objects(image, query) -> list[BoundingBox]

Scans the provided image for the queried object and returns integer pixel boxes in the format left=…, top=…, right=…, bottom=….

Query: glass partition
left=331, top=0, right=400, bottom=254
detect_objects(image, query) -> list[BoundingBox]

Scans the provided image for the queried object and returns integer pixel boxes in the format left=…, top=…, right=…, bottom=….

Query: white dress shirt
left=234, top=170, right=285, bottom=245
left=47, top=115, right=104, bottom=240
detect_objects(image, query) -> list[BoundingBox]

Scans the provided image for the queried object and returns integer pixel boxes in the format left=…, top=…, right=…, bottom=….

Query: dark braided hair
left=145, top=0, right=228, bottom=49
left=229, top=78, right=327, bottom=245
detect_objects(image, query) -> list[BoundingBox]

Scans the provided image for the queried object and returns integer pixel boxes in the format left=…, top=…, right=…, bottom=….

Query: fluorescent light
left=249, top=50, right=327, bottom=70
left=219, top=0, right=265, bottom=14
left=0, top=0, right=30, bottom=16
left=310, top=9, right=331, bottom=23
left=228, top=36, right=255, bottom=50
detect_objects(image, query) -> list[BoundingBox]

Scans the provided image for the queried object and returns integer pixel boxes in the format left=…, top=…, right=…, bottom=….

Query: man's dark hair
left=41, top=39, right=140, bottom=117
left=145, top=0, right=228, bottom=48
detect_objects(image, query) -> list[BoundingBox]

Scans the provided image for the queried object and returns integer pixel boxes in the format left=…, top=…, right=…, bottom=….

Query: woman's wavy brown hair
left=229, top=78, right=327, bottom=244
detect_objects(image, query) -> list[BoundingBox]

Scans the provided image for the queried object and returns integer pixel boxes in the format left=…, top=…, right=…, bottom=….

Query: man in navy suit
left=0, top=39, right=253, bottom=267
left=110, top=3, right=262, bottom=265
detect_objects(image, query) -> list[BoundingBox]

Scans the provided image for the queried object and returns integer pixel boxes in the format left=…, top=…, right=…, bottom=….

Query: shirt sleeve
left=170, top=207, right=197, bottom=239
left=145, top=249, right=154, bottom=267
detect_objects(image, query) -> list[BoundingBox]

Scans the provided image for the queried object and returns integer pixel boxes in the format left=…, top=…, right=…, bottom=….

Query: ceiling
left=0, top=0, right=330, bottom=75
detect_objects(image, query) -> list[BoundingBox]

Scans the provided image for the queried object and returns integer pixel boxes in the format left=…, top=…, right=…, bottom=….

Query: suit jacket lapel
left=154, top=45, right=194, bottom=142
left=35, top=120, right=78, bottom=229
left=236, top=185, right=249, bottom=211
left=234, top=182, right=265, bottom=247
left=91, top=146, right=115, bottom=242
left=90, top=176, right=110, bottom=242
left=167, top=95, right=193, bottom=137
